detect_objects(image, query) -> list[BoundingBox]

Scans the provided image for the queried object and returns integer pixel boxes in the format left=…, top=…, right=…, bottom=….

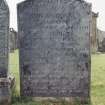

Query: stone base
left=8, top=76, right=15, bottom=89
left=0, top=78, right=11, bottom=105
left=32, top=97, right=90, bottom=105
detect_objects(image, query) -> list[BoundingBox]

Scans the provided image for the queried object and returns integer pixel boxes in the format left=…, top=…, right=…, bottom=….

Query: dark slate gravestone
left=0, top=0, right=9, bottom=77
left=0, top=1, right=10, bottom=105
left=18, top=0, right=91, bottom=98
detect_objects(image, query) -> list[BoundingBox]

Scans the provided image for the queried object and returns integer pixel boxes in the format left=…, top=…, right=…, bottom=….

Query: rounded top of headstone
left=18, top=0, right=91, bottom=9
left=0, top=0, right=9, bottom=11
left=17, top=0, right=91, bottom=16
left=17, top=0, right=91, bottom=5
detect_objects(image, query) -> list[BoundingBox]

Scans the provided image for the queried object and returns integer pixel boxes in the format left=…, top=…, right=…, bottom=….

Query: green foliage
left=9, top=51, right=105, bottom=105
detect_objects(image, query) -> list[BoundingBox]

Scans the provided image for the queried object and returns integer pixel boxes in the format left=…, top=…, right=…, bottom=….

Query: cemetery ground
left=9, top=50, right=105, bottom=105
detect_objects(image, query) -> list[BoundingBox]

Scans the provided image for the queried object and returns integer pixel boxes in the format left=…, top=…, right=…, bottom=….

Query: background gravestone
left=9, top=28, right=18, bottom=53
left=0, top=0, right=9, bottom=78
left=18, top=0, right=91, bottom=99
left=0, top=0, right=10, bottom=105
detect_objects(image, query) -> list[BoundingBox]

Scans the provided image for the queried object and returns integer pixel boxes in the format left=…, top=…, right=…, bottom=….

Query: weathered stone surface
left=18, top=0, right=91, bottom=98
left=0, top=1, right=10, bottom=104
left=8, top=76, right=15, bottom=89
left=0, top=0, right=9, bottom=78
left=90, top=12, right=98, bottom=53
left=0, top=78, right=11, bottom=105
left=97, top=29, right=105, bottom=52
left=9, top=28, right=18, bottom=53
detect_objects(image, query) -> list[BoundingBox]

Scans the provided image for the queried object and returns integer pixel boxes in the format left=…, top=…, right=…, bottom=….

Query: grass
left=9, top=50, right=20, bottom=96
left=91, top=53, right=105, bottom=105
left=9, top=50, right=105, bottom=105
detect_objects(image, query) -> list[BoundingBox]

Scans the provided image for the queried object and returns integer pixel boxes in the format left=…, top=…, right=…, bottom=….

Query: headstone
left=18, top=0, right=91, bottom=100
left=0, top=78, right=11, bottom=105
left=91, top=12, right=98, bottom=53
left=9, top=28, right=18, bottom=53
left=0, top=0, right=10, bottom=105
left=97, top=29, right=105, bottom=52
left=0, top=0, right=9, bottom=77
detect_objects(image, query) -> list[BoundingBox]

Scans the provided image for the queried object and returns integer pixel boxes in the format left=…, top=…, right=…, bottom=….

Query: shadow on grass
left=12, top=96, right=42, bottom=105
left=12, top=95, right=93, bottom=105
